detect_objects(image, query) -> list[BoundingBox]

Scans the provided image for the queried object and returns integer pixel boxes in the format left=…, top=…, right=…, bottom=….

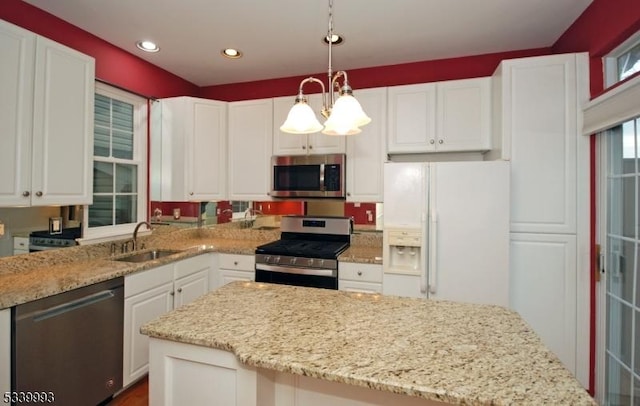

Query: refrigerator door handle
left=419, top=212, right=428, bottom=294
left=428, top=210, right=437, bottom=295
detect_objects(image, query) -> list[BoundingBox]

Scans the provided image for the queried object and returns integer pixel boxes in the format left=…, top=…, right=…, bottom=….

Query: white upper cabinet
left=228, top=98, right=273, bottom=200
left=489, top=53, right=589, bottom=234
left=387, top=78, right=491, bottom=154
left=387, top=83, right=436, bottom=153
left=436, top=77, right=491, bottom=152
left=0, top=20, right=94, bottom=207
left=151, top=96, right=227, bottom=201
left=345, top=87, right=387, bottom=202
left=272, top=94, right=345, bottom=156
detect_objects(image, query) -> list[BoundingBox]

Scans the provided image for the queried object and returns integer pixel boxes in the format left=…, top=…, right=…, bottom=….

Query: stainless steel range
left=29, top=227, right=81, bottom=252
left=255, top=216, right=352, bottom=289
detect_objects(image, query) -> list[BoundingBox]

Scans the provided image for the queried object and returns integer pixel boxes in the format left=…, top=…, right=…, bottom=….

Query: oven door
left=271, top=154, right=345, bottom=198
left=255, top=263, right=338, bottom=290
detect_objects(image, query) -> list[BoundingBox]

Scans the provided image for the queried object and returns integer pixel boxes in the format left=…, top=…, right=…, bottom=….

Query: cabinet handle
left=347, top=192, right=351, bottom=197
left=438, top=139, right=443, bottom=144
left=22, top=191, right=30, bottom=197
left=177, top=288, right=182, bottom=293
left=35, top=191, right=43, bottom=197
left=189, top=192, right=194, bottom=196
left=357, top=271, right=362, bottom=276
left=234, top=261, right=238, bottom=266
left=429, top=139, right=435, bottom=144
left=309, top=145, right=313, bottom=149
left=302, top=145, right=306, bottom=150
left=170, top=291, right=175, bottom=296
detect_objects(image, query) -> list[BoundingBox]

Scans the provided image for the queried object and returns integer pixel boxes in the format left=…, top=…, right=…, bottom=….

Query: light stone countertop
left=141, top=282, right=596, bottom=406
left=0, top=225, right=382, bottom=309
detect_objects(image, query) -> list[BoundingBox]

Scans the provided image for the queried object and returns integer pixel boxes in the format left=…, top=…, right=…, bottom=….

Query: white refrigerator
left=382, top=161, right=510, bottom=306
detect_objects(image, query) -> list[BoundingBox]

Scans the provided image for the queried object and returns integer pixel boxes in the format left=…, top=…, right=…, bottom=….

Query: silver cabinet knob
left=439, top=139, right=443, bottom=144
left=189, top=192, right=194, bottom=196
left=170, top=291, right=175, bottom=296
left=234, top=261, right=238, bottom=266
left=429, top=139, right=435, bottom=144
left=177, top=288, right=182, bottom=293
left=302, top=145, right=306, bottom=150
left=357, top=271, right=362, bottom=276
left=309, top=145, right=313, bottom=149
left=35, top=191, right=43, bottom=197
left=22, top=191, right=30, bottom=197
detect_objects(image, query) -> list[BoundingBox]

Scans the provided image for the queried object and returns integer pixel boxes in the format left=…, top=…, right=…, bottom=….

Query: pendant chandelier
left=280, top=0, right=371, bottom=136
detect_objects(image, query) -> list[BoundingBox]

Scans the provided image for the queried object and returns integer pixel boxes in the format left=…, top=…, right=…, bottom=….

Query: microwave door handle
left=319, top=163, right=325, bottom=191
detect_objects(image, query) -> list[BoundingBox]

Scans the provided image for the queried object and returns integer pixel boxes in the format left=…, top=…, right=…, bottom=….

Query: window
left=83, top=83, right=147, bottom=241
left=605, top=31, right=640, bottom=88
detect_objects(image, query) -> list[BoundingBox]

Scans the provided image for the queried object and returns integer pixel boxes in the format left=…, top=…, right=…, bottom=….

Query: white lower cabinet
left=0, top=308, right=10, bottom=396
left=509, top=233, right=577, bottom=376
left=123, top=254, right=212, bottom=387
left=216, top=254, right=255, bottom=288
left=338, top=263, right=382, bottom=294
left=13, top=236, right=29, bottom=255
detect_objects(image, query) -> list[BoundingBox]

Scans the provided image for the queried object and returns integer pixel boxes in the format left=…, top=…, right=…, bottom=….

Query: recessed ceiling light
left=323, top=34, right=344, bottom=45
left=221, top=48, right=243, bottom=59
left=136, top=40, right=160, bottom=53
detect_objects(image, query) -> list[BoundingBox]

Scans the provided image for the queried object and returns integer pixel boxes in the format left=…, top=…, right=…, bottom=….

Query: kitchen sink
left=114, top=249, right=182, bottom=263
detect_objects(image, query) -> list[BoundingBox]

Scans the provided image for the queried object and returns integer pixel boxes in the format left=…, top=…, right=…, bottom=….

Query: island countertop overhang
left=141, top=281, right=596, bottom=405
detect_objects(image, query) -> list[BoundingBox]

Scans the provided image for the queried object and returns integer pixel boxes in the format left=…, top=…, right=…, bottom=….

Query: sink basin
left=114, top=249, right=182, bottom=263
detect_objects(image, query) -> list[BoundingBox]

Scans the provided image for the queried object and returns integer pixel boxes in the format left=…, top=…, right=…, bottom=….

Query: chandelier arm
left=297, top=77, right=329, bottom=117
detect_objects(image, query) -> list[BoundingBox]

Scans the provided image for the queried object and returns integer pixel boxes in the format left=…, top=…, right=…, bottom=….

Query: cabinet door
left=498, top=54, right=584, bottom=234
left=387, top=83, right=436, bottom=153
left=123, top=281, right=174, bottom=387
left=0, top=21, right=35, bottom=206
left=174, top=269, right=209, bottom=308
left=272, top=95, right=310, bottom=155
left=436, top=77, right=491, bottom=152
left=219, top=269, right=254, bottom=286
left=510, top=232, right=577, bottom=376
left=187, top=99, right=227, bottom=200
left=228, top=99, right=273, bottom=200
left=31, top=36, right=94, bottom=206
left=306, top=93, right=345, bottom=154
left=346, top=87, right=387, bottom=202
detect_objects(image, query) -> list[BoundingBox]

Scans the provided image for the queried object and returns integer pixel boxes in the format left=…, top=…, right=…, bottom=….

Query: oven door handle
left=256, top=263, right=336, bottom=277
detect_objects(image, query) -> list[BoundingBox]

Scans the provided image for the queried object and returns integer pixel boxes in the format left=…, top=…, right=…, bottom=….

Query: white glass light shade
left=333, top=93, right=371, bottom=127
left=280, top=101, right=323, bottom=134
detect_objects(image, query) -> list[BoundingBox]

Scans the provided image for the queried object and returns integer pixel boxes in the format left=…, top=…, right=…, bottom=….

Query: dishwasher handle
left=30, top=289, right=119, bottom=323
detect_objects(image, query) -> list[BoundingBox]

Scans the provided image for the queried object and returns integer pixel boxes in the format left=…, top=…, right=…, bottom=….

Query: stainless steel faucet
left=132, top=221, right=152, bottom=251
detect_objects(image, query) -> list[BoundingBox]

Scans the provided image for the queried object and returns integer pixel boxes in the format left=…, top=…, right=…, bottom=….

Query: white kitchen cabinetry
left=0, top=20, right=94, bottom=207
left=228, top=99, right=273, bottom=200
left=489, top=52, right=589, bottom=386
left=216, top=254, right=255, bottom=288
left=338, top=262, right=382, bottom=294
left=345, top=87, right=387, bottom=202
left=13, top=236, right=29, bottom=255
left=123, top=255, right=212, bottom=387
left=151, top=97, right=227, bottom=201
left=272, top=94, right=345, bottom=156
left=0, top=308, right=10, bottom=396
left=387, top=78, right=490, bottom=154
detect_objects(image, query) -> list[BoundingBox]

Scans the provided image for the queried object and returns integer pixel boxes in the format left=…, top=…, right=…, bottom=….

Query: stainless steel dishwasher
left=12, top=277, right=124, bottom=406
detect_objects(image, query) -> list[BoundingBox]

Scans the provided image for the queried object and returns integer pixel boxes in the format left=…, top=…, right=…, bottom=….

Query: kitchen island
left=141, top=281, right=596, bottom=406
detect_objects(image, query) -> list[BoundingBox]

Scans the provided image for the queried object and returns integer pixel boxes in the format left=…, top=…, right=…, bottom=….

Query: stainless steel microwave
left=271, top=154, right=346, bottom=198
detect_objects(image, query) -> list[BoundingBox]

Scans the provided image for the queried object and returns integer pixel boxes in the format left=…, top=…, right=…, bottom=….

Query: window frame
left=604, top=30, right=640, bottom=89
left=80, top=82, right=148, bottom=243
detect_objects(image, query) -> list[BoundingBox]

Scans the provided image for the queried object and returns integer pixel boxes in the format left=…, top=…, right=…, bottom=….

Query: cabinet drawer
left=124, top=263, right=174, bottom=298
left=13, top=237, right=29, bottom=250
left=339, top=263, right=383, bottom=283
left=218, top=254, right=255, bottom=271
left=174, top=254, right=211, bottom=280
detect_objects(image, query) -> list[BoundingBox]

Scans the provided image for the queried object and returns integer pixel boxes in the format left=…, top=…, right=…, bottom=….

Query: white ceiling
left=24, top=0, right=593, bottom=87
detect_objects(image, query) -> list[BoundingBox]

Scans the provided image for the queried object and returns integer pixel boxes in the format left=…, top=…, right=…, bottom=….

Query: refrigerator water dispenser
left=383, top=228, right=423, bottom=275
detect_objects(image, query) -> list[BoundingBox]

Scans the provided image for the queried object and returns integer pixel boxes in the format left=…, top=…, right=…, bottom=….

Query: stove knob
left=307, top=259, right=314, bottom=266
left=265, top=256, right=271, bottom=263
left=274, top=256, right=281, bottom=264
left=290, top=258, right=297, bottom=265
left=318, top=259, right=324, bottom=267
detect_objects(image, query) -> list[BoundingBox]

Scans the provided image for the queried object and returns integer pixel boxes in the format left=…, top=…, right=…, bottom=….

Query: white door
left=174, top=270, right=209, bottom=308
left=387, top=83, right=437, bottom=153
left=429, top=161, right=510, bottom=306
left=598, top=118, right=640, bottom=405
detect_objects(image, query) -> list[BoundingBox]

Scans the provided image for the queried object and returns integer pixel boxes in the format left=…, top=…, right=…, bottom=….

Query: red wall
left=0, top=0, right=199, bottom=98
